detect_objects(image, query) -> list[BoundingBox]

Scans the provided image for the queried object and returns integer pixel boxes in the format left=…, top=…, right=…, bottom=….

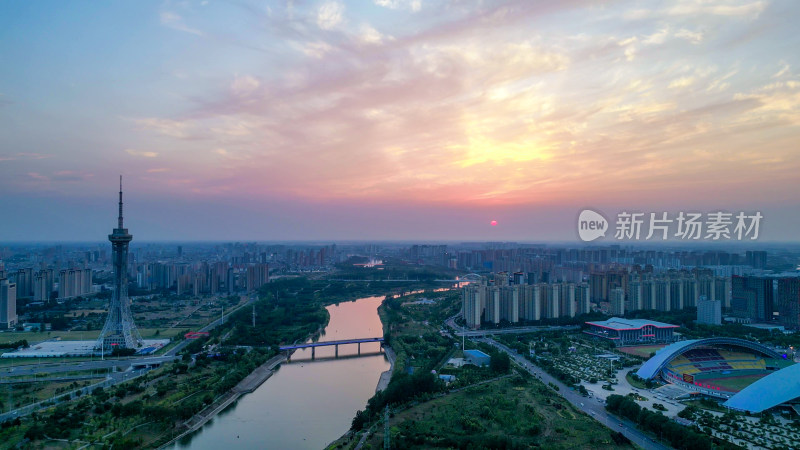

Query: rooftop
left=586, top=317, right=678, bottom=331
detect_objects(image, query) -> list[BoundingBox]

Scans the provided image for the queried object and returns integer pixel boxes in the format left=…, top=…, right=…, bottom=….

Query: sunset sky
left=1, top=0, right=799, bottom=242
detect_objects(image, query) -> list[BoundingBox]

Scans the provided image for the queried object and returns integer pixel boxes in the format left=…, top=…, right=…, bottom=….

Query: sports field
left=619, top=344, right=666, bottom=358
left=704, top=374, right=767, bottom=392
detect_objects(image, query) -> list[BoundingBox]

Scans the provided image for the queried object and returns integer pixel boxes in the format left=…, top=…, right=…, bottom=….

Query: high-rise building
left=519, top=284, right=541, bottom=321
left=731, top=276, right=774, bottom=322
left=576, top=282, right=591, bottom=315
left=463, top=284, right=484, bottom=329
left=96, top=177, right=143, bottom=351
left=13, top=268, right=33, bottom=298
left=610, top=287, right=625, bottom=316
left=746, top=251, right=767, bottom=269
left=697, top=297, right=722, bottom=325
left=34, top=269, right=54, bottom=302
left=545, top=284, right=560, bottom=319
left=715, top=277, right=732, bottom=309
left=485, top=286, right=500, bottom=324
left=246, top=263, right=269, bottom=292
left=499, top=286, right=519, bottom=323
left=58, top=268, right=92, bottom=299
left=0, top=277, right=17, bottom=329
left=777, top=278, right=800, bottom=330
left=561, top=282, right=576, bottom=318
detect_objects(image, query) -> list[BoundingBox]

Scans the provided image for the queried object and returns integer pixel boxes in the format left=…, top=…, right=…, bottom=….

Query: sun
left=490, top=220, right=498, bottom=226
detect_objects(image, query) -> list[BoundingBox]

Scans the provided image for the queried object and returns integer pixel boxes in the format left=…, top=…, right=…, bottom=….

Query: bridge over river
left=279, top=337, right=384, bottom=359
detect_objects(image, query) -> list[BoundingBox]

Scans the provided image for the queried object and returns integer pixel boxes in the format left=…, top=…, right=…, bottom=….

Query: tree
left=490, top=352, right=511, bottom=373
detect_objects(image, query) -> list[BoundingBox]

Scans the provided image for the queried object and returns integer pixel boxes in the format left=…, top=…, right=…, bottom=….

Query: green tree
left=490, top=352, right=511, bottom=373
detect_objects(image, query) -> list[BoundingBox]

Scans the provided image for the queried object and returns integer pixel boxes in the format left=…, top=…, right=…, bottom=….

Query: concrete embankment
left=158, top=353, right=287, bottom=449
left=375, top=346, right=395, bottom=392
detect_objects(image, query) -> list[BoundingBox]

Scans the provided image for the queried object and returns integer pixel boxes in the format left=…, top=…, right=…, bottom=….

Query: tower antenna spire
left=118, top=175, right=124, bottom=229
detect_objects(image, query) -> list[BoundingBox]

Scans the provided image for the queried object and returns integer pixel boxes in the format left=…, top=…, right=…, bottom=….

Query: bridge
left=279, top=337, right=384, bottom=359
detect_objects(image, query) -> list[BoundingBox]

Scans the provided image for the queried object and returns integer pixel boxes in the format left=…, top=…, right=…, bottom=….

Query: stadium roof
left=723, top=363, right=800, bottom=413
left=585, top=317, right=678, bottom=331
left=635, top=337, right=783, bottom=380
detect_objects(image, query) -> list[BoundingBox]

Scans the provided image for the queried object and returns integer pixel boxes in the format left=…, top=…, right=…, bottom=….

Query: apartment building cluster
left=733, top=276, right=800, bottom=329
left=136, top=262, right=270, bottom=295
left=591, top=268, right=732, bottom=316
left=462, top=272, right=591, bottom=329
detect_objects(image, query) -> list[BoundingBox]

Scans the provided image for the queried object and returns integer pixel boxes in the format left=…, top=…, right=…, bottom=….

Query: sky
left=1, top=0, right=799, bottom=242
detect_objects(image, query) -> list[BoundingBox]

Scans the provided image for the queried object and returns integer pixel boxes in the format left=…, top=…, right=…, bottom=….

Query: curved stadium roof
left=635, top=337, right=783, bottom=380
left=723, top=363, right=800, bottom=413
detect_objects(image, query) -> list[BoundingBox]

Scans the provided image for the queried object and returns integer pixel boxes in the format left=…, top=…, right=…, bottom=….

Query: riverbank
left=375, top=346, right=395, bottom=392
left=158, top=353, right=287, bottom=449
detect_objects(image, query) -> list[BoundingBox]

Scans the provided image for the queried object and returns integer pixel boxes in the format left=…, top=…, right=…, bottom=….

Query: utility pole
left=252, top=303, right=256, bottom=327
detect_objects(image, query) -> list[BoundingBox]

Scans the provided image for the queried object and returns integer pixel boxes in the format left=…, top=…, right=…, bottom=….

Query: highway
left=1, top=355, right=176, bottom=377
left=484, top=338, right=671, bottom=450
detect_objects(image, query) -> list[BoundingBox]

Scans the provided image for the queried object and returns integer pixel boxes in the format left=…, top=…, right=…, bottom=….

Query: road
left=483, top=338, right=671, bottom=450
left=0, top=356, right=176, bottom=377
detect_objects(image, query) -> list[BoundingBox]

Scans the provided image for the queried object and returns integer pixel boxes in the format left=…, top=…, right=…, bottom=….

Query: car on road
left=619, top=423, right=623, bottom=427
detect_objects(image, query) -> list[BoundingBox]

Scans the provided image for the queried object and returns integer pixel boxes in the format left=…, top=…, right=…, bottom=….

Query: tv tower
left=96, top=176, right=143, bottom=352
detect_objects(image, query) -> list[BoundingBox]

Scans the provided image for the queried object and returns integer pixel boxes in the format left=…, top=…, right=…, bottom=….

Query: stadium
left=636, top=338, right=799, bottom=412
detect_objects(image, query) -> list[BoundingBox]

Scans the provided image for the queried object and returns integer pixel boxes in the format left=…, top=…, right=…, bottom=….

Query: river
left=174, top=295, right=390, bottom=449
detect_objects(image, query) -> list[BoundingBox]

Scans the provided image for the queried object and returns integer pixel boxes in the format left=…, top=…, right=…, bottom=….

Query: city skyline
left=2, top=1, right=799, bottom=241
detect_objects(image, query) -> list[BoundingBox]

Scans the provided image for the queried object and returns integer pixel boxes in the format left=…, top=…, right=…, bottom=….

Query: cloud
left=669, top=76, right=696, bottom=89
left=160, top=11, right=203, bottom=36
left=629, top=1, right=767, bottom=19
left=99, top=0, right=799, bottom=209
left=27, top=172, right=48, bottom=181
left=374, top=0, right=421, bottom=12
left=134, top=118, right=195, bottom=139
left=317, top=2, right=344, bottom=30
left=230, top=75, right=261, bottom=97
left=0, top=152, right=51, bottom=162
left=146, top=168, right=171, bottom=173
left=773, top=62, right=791, bottom=79
left=643, top=27, right=670, bottom=45
left=125, top=149, right=159, bottom=158
left=52, top=171, right=93, bottom=182
left=675, top=28, right=704, bottom=44
left=359, top=24, right=386, bottom=45
left=25, top=171, right=93, bottom=183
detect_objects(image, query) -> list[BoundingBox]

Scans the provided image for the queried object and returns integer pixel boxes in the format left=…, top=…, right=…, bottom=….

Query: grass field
left=618, top=344, right=666, bottom=358
left=702, top=374, right=767, bottom=392
left=361, top=377, right=632, bottom=449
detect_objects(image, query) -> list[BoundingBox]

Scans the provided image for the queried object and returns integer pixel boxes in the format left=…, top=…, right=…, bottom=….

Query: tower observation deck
left=96, top=176, right=143, bottom=352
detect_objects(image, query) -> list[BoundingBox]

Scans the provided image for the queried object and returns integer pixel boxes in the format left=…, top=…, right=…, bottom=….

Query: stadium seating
left=666, top=348, right=767, bottom=375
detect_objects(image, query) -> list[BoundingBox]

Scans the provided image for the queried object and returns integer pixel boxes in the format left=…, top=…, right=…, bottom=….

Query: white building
left=697, top=297, right=722, bottom=325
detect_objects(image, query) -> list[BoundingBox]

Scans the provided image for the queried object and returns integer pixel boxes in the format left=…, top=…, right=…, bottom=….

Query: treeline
left=605, top=394, right=743, bottom=450
left=224, top=277, right=329, bottom=347
left=351, top=370, right=445, bottom=431
left=0, top=339, right=28, bottom=349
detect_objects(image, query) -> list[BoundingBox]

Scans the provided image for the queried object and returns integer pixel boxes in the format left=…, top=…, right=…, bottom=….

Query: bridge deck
left=279, top=337, right=383, bottom=351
